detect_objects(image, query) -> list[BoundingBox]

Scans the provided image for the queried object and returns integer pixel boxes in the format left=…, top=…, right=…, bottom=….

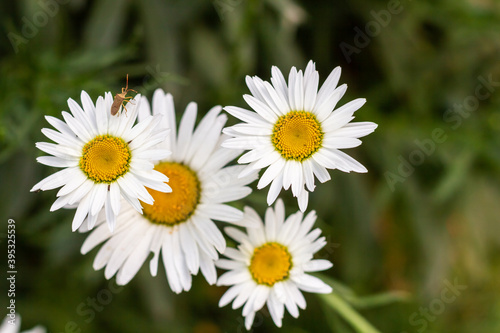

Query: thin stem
left=319, top=292, right=381, bottom=333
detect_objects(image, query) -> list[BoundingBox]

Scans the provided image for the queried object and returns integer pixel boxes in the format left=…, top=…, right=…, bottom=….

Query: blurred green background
left=1, top=0, right=500, bottom=332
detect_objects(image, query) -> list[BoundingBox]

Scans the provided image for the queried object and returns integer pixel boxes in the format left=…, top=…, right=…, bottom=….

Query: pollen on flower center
left=249, top=242, right=292, bottom=286
left=271, top=111, right=323, bottom=161
left=79, top=134, right=131, bottom=183
left=142, top=162, right=200, bottom=226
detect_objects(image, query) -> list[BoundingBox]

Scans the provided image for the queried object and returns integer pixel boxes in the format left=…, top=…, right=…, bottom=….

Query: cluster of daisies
left=31, top=61, right=377, bottom=330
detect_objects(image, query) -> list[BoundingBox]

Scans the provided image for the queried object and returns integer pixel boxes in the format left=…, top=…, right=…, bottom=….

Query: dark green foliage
left=1, top=0, right=500, bottom=332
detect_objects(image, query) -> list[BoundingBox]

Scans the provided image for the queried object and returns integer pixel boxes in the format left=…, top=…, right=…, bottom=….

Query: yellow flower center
left=272, top=111, right=323, bottom=161
left=142, top=162, right=200, bottom=225
left=79, top=135, right=131, bottom=183
left=249, top=242, right=292, bottom=286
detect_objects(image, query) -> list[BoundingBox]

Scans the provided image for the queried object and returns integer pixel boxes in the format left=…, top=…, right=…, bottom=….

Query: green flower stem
left=319, top=292, right=382, bottom=333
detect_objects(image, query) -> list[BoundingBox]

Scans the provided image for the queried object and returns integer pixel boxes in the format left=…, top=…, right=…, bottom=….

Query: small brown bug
left=111, top=74, right=137, bottom=116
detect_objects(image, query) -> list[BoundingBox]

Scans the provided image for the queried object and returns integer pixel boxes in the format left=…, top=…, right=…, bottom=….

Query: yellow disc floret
left=249, top=242, right=292, bottom=286
left=142, top=162, right=200, bottom=226
left=79, top=135, right=131, bottom=183
left=272, top=111, right=323, bottom=161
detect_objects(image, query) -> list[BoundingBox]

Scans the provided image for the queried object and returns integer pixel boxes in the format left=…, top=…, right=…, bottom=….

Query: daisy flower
left=80, top=89, right=257, bottom=293
left=216, top=199, right=333, bottom=329
left=31, top=91, right=171, bottom=232
left=222, top=60, right=378, bottom=211
left=0, top=314, right=45, bottom=333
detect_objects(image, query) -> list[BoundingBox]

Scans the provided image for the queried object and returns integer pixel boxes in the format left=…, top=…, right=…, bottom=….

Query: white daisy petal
left=303, top=259, right=334, bottom=272
left=61, top=111, right=92, bottom=142
left=333, top=121, right=378, bottom=138
left=257, top=158, right=285, bottom=189
left=287, top=67, right=298, bottom=111
left=197, top=204, right=243, bottom=223
left=219, top=284, right=245, bottom=307
left=192, top=216, right=226, bottom=253
left=338, top=151, right=368, bottom=173
left=283, top=283, right=300, bottom=318
left=92, top=231, right=124, bottom=270
left=41, top=128, right=82, bottom=147
left=267, top=173, right=283, bottom=206
left=223, top=227, right=250, bottom=246
left=31, top=167, right=77, bottom=192
left=174, top=102, right=197, bottom=161
left=137, top=96, right=151, bottom=123
left=323, top=136, right=362, bottom=149
left=245, top=311, right=256, bottom=330
left=149, top=226, right=164, bottom=276
left=37, top=156, right=78, bottom=168
left=322, top=98, right=367, bottom=132
left=303, top=61, right=319, bottom=111
left=228, top=123, right=273, bottom=136
left=267, top=292, right=284, bottom=327
left=90, top=184, right=107, bottom=216
left=216, top=201, right=333, bottom=328
left=81, top=220, right=114, bottom=255
left=65, top=179, right=94, bottom=205
left=199, top=250, right=217, bottom=285
left=114, top=97, right=140, bottom=138
left=243, top=94, right=278, bottom=123
left=222, top=61, right=376, bottom=211
left=242, top=286, right=261, bottom=316
left=68, top=98, right=94, bottom=134
left=220, top=246, right=248, bottom=262
left=186, top=220, right=218, bottom=260
left=189, top=115, right=227, bottom=170
left=104, top=225, right=146, bottom=279
left=302, top=159, right=316, bottom=192
left=171, top=230, right=192, bottom=291
left=294, top=70, right=304, bottom=111
left=263, top=80, right=290, bottom=115
left=186, top=106, right=223, bottom=163
left=78, top=90, right=255, bottom=293
left=297, top=190, right=309, bottom=212
left=314, top=84, right=348, bottom=122
left=316, top=66, right=341, bottom=107
left=71, top=192, right=91, bottom=231
left=217, top=270, right=252, bottom=286
left=179, top=223, right=200, bottom=274
left=33, top=90, right=171, bottom=232
left=36, top=142, right=80, bottom=158
left=311, top=160, right=331, bottom=183
left=231, top=281, right=257, bottom=308
left=265, top=206, right=277, bottom=241
left=94, top=96, right=108, bottom=134
left=292, top=273, right=333, bottom=294
left=223, top=106, right=268, bottom=126
left=162, top=232, right=183, bottom=293
left=164, top=93, right=177, bottom=153
left=216, top=259, right=245, bottom=270
left=117, top=227, right=155, bottom=285
left=45, top=115, right=73, bottom=136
